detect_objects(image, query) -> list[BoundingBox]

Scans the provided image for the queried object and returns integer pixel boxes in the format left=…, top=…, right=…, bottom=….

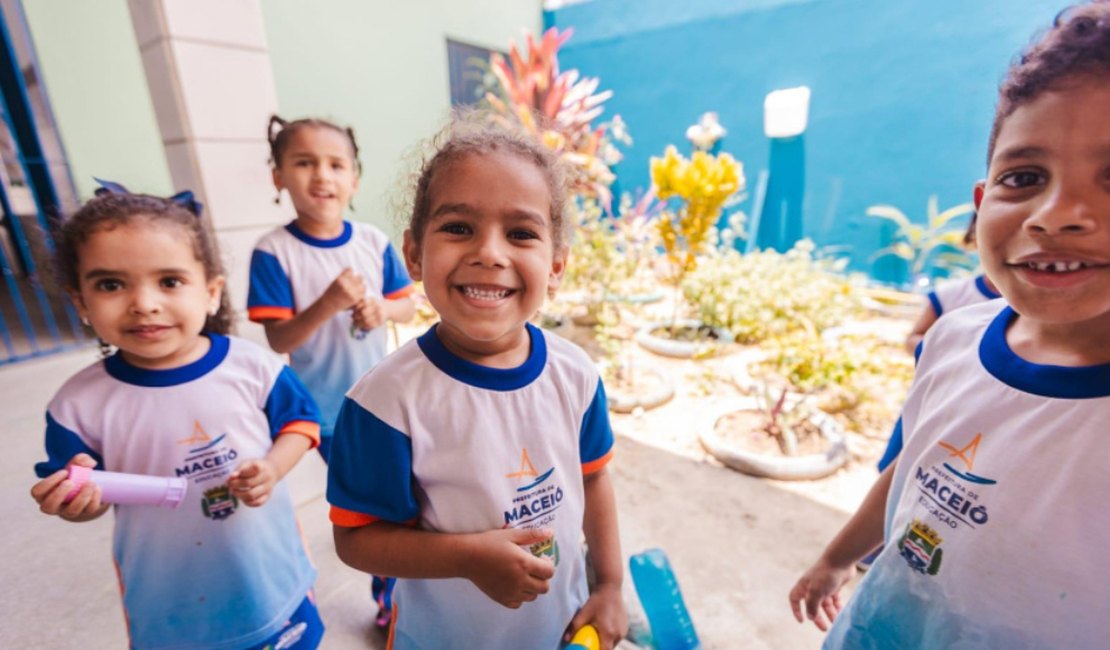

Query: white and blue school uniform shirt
left=34, top=335, right=320, bottom=650
left=327, top=324, right=614, bottom=650
left=926, top=274, right=1001, bottom=318
left=875, top=274, right=1004, bottom=470
left=825, top=301, right=1110, bottom=649
left=247, top=220, right=414, bottom=437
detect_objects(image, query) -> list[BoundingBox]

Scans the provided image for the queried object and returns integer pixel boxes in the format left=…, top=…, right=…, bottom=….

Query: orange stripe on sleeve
left=386, top=605, right=398, bottom=649
left=581, top=448, right=614, bottom=475
left=384, top=285, right=416, bottom=300
left=277, top=420, right=320, bottom=448
left=248, top=306, right=295, bottom=322
left=330, top=505, right=380, bottom=528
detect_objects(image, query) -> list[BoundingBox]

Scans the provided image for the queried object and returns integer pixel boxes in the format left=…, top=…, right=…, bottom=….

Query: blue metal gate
left=0, top=0, right=85, bottom=365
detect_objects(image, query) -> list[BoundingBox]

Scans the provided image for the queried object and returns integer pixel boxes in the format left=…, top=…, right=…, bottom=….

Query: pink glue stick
left=66, top=465, right=187, bottom=508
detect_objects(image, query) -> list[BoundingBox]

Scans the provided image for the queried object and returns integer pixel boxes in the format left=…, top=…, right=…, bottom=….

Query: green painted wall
left=19, top=0, right=539, bottom=231
left=262, top=0, right=542, bottom=236
left=21, top=0, right=173, bottom=200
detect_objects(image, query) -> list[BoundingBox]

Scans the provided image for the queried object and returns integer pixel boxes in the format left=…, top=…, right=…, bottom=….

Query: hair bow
left=93, top=177, right=204, bottom=217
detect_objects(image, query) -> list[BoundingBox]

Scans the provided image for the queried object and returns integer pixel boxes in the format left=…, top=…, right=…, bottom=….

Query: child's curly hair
left=55, top=191, right=233, bottom=336
left=987, top=1, right=1110, bottom=163
left=404, top=109, right=574, bottom=252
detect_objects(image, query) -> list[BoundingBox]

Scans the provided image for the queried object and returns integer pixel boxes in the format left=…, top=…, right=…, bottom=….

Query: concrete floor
left=1, top=346, right=847, bottom=649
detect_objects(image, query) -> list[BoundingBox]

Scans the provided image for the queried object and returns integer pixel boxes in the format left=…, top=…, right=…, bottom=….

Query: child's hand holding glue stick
left=65, top=465, right=187, bottom=508
left=30, top=453, right=110, bottom=522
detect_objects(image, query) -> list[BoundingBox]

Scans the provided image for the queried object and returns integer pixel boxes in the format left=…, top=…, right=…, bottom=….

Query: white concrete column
left=126, top=0, right=283, bottom=341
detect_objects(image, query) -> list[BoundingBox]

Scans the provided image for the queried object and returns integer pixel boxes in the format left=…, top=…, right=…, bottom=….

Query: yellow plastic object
left=568, top=624, right=600, bottom=650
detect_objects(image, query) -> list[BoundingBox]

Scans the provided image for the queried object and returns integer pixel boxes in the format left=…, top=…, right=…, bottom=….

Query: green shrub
left=683, top=241, right=860, bottom=345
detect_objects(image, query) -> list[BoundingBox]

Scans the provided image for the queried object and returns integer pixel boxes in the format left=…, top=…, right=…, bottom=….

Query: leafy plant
left=755, top=331, right=861, bottom=394
left=651, top=145, right=745, bottom=333
left=752, top=328, right=914, bottom=436
left=683, top=241, right=860, bottom=345
left=484, top=27, right=627, bottom=205
left=867, top=195, right=975, bottom=285
left=749, top=384, right=824, bottom=456
left=686, top=111, right=727, bottom=152
left=563, top=193, right=661, bottom=314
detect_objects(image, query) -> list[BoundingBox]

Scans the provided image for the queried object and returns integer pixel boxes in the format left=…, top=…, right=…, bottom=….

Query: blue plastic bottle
left=629, top=548, right=701, bottom=650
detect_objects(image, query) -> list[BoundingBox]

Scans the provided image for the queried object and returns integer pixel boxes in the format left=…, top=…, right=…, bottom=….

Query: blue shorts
left=246, top=593, right=324, bottom=650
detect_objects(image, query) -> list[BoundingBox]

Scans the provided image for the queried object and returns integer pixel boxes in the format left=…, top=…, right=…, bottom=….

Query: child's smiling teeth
left=462, top=285, right=512, bottom=301
left=1026, top=261, right=1089, bottom=272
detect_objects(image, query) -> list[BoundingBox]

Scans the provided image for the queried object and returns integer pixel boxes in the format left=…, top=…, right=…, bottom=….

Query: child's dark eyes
left=438, top=222, right=472, bottom=235
left=160, top=277, right=185, bottom=289
left=997, top=170, right=1045, bottom=189
left=508, top=229, right=540, bottom=241
left=94, top=278, right=123, bottom=292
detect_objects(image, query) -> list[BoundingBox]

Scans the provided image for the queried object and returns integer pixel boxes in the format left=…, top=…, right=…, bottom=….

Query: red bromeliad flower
left=485, top=27, right=627, bottom=206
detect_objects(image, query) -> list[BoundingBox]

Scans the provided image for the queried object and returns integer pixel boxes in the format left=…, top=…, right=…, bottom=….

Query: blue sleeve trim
left=926, top=292, right=943, bottom=318
left=876, top=417, right=903, bottom=472
left=326, top=398, right=419, bottom=522
left=34, top=413, right=103, bottom=478
left=381, top=242, right=413, bottom=296
left=264, top=366, right=322, bottom=438
left=579, top=379, right=615, bottom=464
left=247, top=250, right=294, bottom=309
left=913, top=340, right=924, bottom=365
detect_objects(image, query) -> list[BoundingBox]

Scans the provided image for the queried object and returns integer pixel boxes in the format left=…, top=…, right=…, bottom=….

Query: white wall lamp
left=763, top=86, right=811, bottom=138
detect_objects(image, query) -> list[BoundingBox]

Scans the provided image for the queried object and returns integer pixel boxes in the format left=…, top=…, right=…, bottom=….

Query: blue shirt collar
left=285, top=220, right=352, bottom=248
left=417, top=323, right=546, bottom=391
left=979, top=306, right=1110, bottom=398
left=104, top=334, right=229, bottom=387
left=974, top=275, right=1001, bottom=300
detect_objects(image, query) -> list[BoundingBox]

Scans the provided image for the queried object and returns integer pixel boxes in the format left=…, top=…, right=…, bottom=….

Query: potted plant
left=867, top=194, right=975, bottom=294
left=594, top=309, right=675, bottom=414
left=605, top=190, right=665, bottom=304
left=682, top=241, right=861, bottom=347
left=635, top=143, right=744, bottom=358
left=562, top=194, right=662, bottom=326
left=699, top=384, right=849, bottom=481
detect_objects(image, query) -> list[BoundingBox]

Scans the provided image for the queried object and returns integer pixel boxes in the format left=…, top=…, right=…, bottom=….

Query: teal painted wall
left=549, top=0, right=1069, bottom=282
left=21, top=0, right=172, bottom=199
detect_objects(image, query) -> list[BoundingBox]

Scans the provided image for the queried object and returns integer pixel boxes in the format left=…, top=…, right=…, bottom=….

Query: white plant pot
left=634, top=319, right=734, bottom=359
left=699, top=396, right=849, bottom=481
left=605, top=367, right=676, bottom=414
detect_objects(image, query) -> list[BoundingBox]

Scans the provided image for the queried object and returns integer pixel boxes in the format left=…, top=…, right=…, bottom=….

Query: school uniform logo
left=177, top=420, right=227, bottom=453
left=201, top=485, right=239, bottom=520
left=898, top=518, right=944, bottom=575
left=504, top=448, right=561, bottom=564
left=175, top=421, right=239, bottom=481
left=938, top=432, right=996, bottom=485
left=914, top=431, right=996, bottom=532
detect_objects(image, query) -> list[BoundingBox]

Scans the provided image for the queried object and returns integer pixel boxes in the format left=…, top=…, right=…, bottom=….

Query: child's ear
left=271, top=167, right=284, bottom=192
left=206, top=275, right=226, bottom=315
left=973, top=181, right=985, bottom=210
left=402, top=229, right=423, bottom=281
left=69, top=290, right=90, bottom=324
left=547, top=248, right=569, bottom=298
